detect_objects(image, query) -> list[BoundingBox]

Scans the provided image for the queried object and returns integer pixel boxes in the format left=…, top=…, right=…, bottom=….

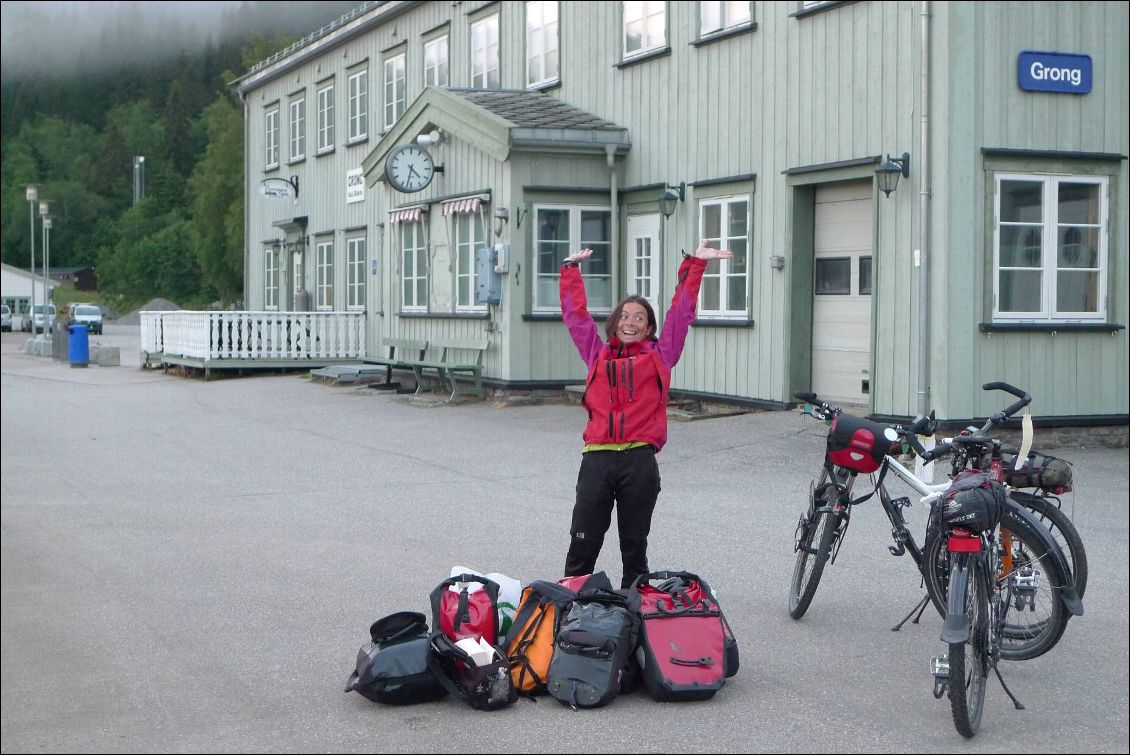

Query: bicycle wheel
left=924, top=509, right=1070, bottom=661
left=948, top=555, right=988, bottom=738
left=1009, top=491, right=1088, bottom=598
left=788, top=474, right=843, bottom=619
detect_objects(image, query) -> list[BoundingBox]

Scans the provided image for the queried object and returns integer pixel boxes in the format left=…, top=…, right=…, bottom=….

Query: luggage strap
left=671, top=656, right=715, bottom=667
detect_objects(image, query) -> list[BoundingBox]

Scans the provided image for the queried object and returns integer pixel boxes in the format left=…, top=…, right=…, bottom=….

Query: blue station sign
left=1018, top=51, right=1092, bottom=94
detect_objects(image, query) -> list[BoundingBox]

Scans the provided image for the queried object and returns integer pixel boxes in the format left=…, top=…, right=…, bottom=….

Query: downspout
left=239, top=87, right=250, bottom=310
left=917, top=0, right=932, bottom=417
left=606, top=144, right=618, bottom=282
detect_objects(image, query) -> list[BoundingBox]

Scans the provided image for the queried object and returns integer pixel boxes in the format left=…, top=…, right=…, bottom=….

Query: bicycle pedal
left=930, top=655, right=950, bottom=699
left=891, top=496, right=911, bottom=509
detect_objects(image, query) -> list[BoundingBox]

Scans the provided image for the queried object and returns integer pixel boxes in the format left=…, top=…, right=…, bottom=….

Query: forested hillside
left=0, top=0, right=358, bottom=310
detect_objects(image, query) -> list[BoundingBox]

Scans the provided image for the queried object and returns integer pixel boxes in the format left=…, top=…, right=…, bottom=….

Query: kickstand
left=992, top=662, right=1025, bottom=710
left=893, top=594, right=931, bottom=631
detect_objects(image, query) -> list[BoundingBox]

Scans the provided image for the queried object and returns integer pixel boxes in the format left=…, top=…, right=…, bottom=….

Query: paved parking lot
left=2, top=325, right=1127, bottom=752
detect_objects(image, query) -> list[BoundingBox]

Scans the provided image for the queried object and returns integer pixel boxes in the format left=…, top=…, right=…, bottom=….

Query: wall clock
left=384, top=144, right=435, bottom=192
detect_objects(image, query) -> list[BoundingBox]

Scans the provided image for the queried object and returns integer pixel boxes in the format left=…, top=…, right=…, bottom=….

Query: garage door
left=811, top=181, right=873, bottom=406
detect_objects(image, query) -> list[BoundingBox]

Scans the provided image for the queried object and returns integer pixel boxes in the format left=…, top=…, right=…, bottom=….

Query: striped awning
left=388, top=206, right=426, bottom=224
left=441, top=195, right=487, bottom=216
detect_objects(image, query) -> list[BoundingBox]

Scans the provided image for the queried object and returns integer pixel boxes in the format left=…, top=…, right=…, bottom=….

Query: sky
left=0, top=1, right=360, bottom=80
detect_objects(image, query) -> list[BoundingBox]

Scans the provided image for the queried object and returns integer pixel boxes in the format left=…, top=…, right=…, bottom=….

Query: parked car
left=22, top=303, right=55, bottom=334
left=67, top=303, right=104, bottom=335
left=1, top=304, right=11, bottom=332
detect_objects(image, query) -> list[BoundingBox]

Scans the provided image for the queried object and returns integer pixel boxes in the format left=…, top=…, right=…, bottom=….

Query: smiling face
left=617, top=302, right=651, bottom=343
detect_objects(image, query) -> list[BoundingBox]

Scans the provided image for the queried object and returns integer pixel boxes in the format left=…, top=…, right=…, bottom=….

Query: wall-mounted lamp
left=493, top=207, right=509, bottom=237
left=417, top=129, right=444, bottom=146
left=875, top=152, right=910, bottom=197
left=658, top=181, right=686, bottom=218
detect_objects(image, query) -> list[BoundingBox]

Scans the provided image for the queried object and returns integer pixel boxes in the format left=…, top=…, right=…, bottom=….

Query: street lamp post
left=25, top=185, right=37, bottom=333
left=39, top=200, right=50, bottom=335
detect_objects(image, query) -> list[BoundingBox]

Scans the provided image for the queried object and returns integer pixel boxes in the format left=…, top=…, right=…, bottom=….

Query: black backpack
left=547, top=589, right=639, bottom=709
left=344, top=611, right=448, bottom=705
left=428, top=632, right=517, bottom=711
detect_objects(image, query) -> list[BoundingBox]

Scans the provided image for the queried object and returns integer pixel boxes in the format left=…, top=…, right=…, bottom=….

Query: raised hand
left=694, top=240, right=734, bottom=260
left=565, top=248, right=595, bottom=264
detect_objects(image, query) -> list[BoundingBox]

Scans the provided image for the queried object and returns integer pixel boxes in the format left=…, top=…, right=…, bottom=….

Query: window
left=623, top=1, right=666, bottom=58
left=383, top=52, right=406, bottom=131
left=471, top=14, right=500, bottom=89
left=814, top=258, right=850, bottom=295
left=632, top=235, right=655, bottom=301
left=700, top=1, right=751, bottom=35
left=526, top=1, right=559, bottom=87
left=289, top=96, right=306, bottom=161
left=994, top=173, right=1107, bottom=321
left=698, top=196, right=749, bottom=317
left=346, top=236, right=366, bottom=310
left=424, top=35, right=449, bottom=86
left=348, top=68, right=368, bottom=142
left=534, top=205, right=613, bottom=311
left=264, top=248, right=279, bottom=309
left=859, top=256, right=872, bottom=295
left=315, top=239, right=334, bottom=309
left=317, top=83, right=334, bottom=152
left=455, top=213, right=488, bottom=311
left=265, top=107, right=279, bottom=168
left=401, top=222, right=428, bottom=311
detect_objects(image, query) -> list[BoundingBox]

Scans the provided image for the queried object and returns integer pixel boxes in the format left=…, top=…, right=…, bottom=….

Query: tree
left=189, top=92, right=244, bottom=305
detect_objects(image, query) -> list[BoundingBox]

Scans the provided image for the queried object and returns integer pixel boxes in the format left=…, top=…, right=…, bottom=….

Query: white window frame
left=623, top=1, right=666, bottom=59
left=533, top=204, right=614, bottom=312
left=264, top=247, right=279, bottom=310
left=526, top=1, right=559, bottom=88
left=383, top=52, right=406, bottom=131
left=315, top=239, right=334, bottom=310
left=401, top=222, right=428, bottom=312
left=346, top=236, right=367, bottom=310
left=348, top=68, right=368, bottom=143
left=289, top=96, right=306, bottom=162
left=424, top=35, right=449, bottom=87
left=264, top=106, right=279, bottom=169
left=697, top=195, right=750, bottom=319
left=993, top=172, right=1108, bottom=322
left=700, top=1, right=751, bottom=36
left=316, top=82, right=334, bottom=153
left=471, top=14, right=500, bottom=89
left=455, top=213, right=489, bottom=312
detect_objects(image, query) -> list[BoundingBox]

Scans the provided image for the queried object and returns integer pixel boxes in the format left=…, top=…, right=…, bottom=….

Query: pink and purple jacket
left=560, top=255, right=708, bottom=451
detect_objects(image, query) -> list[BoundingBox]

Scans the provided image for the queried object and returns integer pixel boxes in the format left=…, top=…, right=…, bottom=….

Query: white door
left=812, top=181, right=873, bottom=406
left=626, top=213, right=661, bottom=311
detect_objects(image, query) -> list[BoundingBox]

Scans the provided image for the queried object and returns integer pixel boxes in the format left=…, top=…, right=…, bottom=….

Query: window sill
left=288, top=157, right=306, bottom=166
left=528, top=79, right=562, bottom=93
left=346, top=137, right=370, bottom=148
left=615, top=46, right=671, bottom=69
left=791, top=1, right=855, bottom=20
left=979, top=322, right=1124, bottom=334
left=523, top=312, right=610, bottom=323
left=692, top=23, right=756, bottom=47
left=693, top=318, right=755, bottom=328
left=264, top=165, right=281, bottom=174
left=398, top=311, right=490, bottom=320
left=315, top=148, right=335, bottom=158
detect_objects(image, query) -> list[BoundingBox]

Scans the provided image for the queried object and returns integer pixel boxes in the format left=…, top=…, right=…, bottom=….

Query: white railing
left=141, top=311, right=366, bottom=362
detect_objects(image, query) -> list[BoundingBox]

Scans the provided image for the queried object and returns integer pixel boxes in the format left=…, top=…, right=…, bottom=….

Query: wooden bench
left=403, top=338, right=489, bottom=400
left=361, top=337, right=428, bottom=390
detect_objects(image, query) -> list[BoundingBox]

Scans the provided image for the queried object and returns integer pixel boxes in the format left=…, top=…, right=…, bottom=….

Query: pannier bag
left=428, top=632, right=517, bottom=711
left=1003, top=450, right=1074, bottom=493
left=547, top=589, right=638, bottom=709
left=430, top=573, right=501, bottom=646
left=629, top=571, right=738, bottom=702
left=504, top=572, right=613, bottom=696
left=937, top=471, right=1007, bottom=533
left=344, top=611, right=448, bottom=705
left=825, top=414, right=895, bottom=473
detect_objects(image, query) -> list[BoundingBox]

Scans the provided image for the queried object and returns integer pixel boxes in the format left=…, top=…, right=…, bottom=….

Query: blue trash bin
left=68, top=324, right=90, bottom=367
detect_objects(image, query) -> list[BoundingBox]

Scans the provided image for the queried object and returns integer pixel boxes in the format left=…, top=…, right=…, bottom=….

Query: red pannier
left=628, top=571, right=738, bottom=702
left=430, top=573, right=501, bottom=646
left=826, top=413, right=894, bottom=473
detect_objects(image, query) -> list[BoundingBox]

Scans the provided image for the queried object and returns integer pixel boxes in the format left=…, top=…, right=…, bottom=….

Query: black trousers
left=563, top=445, right=661, bottom=589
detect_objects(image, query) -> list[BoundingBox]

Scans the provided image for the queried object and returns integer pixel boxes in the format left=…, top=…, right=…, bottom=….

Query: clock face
left=385, top=144, right=435, bottom=192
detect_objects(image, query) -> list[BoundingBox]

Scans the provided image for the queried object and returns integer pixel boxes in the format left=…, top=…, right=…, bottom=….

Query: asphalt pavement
left=2, top=324, right=1128, bottom=753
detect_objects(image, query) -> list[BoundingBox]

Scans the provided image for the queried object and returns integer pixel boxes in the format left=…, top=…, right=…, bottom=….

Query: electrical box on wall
left=493, top=242, right=509, bottom=273
left=475, top=245, right=503, bottom=305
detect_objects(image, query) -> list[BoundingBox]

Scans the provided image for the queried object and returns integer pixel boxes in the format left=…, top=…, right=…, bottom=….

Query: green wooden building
left=233, top=0, right=1128, bottom=427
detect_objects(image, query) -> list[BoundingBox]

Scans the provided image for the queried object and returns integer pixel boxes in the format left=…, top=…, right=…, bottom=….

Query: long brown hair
left=604, top=295, right=658, bottom=342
